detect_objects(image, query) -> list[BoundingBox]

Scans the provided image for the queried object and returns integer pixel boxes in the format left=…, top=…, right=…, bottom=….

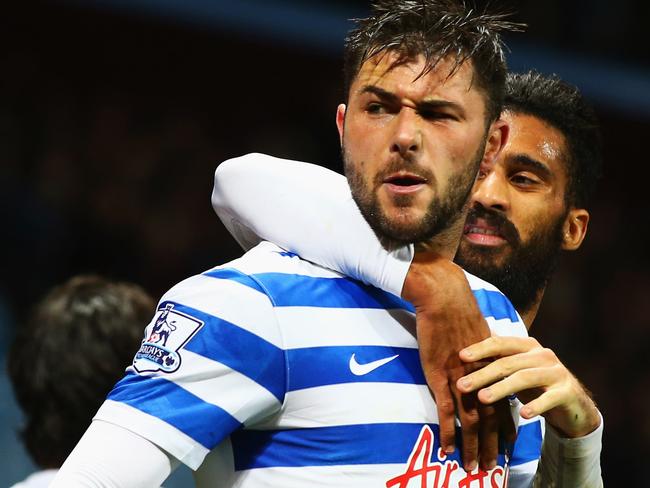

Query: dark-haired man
left=211, top=71, right=604, bottom=485
left=53, top=2, right=547, bottom=487
left=8, top=275, right=153, bottom=488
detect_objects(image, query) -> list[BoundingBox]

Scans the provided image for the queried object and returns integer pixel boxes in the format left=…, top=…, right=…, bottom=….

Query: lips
left=382, top=172, right=427, bottom=194
left=463, top=217, right=508, bottom=246
left=463, top=206, right=520, bottom=247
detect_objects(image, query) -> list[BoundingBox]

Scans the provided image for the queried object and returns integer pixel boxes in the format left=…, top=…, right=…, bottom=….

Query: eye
left=418, top=109, right=457, bottom=121
left=366, top=102, right=387, bottom=115
left=510, top=173, right=540, bottom=187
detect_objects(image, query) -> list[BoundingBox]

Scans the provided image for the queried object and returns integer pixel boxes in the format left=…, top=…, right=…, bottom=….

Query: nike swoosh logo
left=349, top=353, right=399, bottom=376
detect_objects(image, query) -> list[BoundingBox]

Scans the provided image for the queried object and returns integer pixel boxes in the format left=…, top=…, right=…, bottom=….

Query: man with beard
left=53, top=2, right=572, bottom=487
left=211, top=71, right=603, bottom=483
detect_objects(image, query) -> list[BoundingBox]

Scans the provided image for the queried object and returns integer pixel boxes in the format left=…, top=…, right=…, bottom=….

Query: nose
left=472, top=170, right=510, bottom=212
left=390, top=108, right=421, bottom=157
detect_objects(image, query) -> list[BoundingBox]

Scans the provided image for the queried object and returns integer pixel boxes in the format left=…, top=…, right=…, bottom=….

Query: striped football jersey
left=95, top=241, right=542, bottom=487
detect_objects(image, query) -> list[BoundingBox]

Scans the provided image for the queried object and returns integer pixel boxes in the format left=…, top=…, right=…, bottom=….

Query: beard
left=454, top=204, right=567, bottom=316
left=344, top=144, right=484, bottom=245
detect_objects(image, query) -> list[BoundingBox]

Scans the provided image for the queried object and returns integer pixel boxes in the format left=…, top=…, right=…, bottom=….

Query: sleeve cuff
left=543, top=410, right=603, bottom=459
left=381, top=244, right=415, bottom=297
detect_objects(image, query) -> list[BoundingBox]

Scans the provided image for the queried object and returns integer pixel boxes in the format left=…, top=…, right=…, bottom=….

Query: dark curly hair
left=343, top=0, right=524, bottom=122
left=7, top=275, right=153, bottom=468
left=504, top=71, right=603, bottom=208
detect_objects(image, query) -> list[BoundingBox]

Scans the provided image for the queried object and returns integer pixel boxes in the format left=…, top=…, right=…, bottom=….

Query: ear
left=561, top=208, right=590, bottom=251
left=336, top=103, right=346, bottom=146
left=480, top=118, right=509, bottom=173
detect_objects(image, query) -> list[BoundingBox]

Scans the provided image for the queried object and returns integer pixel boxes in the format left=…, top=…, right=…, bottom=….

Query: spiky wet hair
left=343, top=0, right=524, bottom=122
left=504, top=71, right=603, bottom=208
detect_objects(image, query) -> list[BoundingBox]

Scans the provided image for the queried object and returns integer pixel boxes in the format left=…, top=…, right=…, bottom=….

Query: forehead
left=351, top=52, right=487, bottom=111
left=501, top=111, right=569, bottom=179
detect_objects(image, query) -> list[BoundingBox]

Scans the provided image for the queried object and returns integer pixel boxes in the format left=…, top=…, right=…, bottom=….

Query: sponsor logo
left=133, top=303, right=203, bottom=374
left=386, top=425, right=507, bottom=488
left=349, top=353, right=399, bottom=376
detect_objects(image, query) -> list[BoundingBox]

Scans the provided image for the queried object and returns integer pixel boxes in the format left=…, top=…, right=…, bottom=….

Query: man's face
left=338, top=53, right=495, bottom=244
left=455, top=111, right=575, bottom=313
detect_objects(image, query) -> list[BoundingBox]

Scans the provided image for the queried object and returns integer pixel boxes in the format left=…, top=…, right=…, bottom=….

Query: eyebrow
left=359, top=85, right=465, bottom=114
left=508, top=153, right=553, bottom=179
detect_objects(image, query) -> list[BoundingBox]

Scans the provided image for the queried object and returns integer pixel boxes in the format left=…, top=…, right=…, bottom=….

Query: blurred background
left=1, top=0, right=648, bottom=485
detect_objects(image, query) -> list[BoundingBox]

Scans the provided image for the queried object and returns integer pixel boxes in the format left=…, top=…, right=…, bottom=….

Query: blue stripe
left=510, top=420, right=543, bottom=467
left=287, top=346, right=424, bottom=391
left=206, top=267, right=519, bottom=323
left=203, top=268, right=266, bottom=294
left=206, top=269, right=413, bottom=310
left=164, top=301, right=286, bottom=402
left=473, top=288, right=520, bottom=322
left=108, top=372, right=241, bottom=449
left=231, top=421, right=541, bottom=470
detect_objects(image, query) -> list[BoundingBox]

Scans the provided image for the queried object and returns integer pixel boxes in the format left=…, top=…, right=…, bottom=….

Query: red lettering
left=459, top=469, right=488, bottom=488
left=386, top=426, right=460, bottom=488
left=386, top=426, right=439, bottom=488
left=490, top=466, right=505, bottom=488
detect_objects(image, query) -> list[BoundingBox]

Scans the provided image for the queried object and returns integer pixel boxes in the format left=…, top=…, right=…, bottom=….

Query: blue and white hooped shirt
left=96, top=241, right=542, bottom=487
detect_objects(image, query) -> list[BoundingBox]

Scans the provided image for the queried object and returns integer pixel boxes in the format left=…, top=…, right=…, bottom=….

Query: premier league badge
left=133, top=303, right=203, bottom=374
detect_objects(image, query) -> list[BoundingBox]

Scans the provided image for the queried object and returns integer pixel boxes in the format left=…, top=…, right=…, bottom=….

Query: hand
left=456, top=336, right=601, bottom=438
left=402, top=252, right=514, bottom=471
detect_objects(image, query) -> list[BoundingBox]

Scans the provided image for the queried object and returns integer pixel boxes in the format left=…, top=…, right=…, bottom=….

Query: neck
left=518, top=287, right=546, bottom=329
left=414, top=209, right=466, bottom=260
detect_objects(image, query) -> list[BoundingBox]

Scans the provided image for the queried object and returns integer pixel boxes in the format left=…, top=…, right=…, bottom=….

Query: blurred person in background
left=7, top=275, right=153, bottom=488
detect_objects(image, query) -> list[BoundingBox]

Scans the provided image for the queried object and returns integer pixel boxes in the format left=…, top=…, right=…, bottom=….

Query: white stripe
left=254, top=382, right=438, bottom=429
left=221, top=462, right=522, bottom=488
left=508, top=459, right=540, bottom=483
left=162, top=273, right=284, bottom=348
left=94, top=400, right=209, bottom=471
left=129, top=349, right=281, bottom=425
left=228, top=241, right=346, bottom=278
left=465, top=270, right=501, bottom=292
left=276, top=307, right=417, bottom=348
left=487, top=316, right=529, bottom=338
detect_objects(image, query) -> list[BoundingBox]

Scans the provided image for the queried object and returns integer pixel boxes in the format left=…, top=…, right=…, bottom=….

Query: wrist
left=402, top=252, right=457, bottom=303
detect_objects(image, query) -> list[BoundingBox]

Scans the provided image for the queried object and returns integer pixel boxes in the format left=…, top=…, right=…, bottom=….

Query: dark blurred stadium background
left=1, top=0, right=648, bottom=485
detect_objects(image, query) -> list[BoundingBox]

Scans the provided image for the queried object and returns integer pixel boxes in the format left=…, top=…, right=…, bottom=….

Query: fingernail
left=462, top=348, right=473, bottom=359
left=459, top=378, right=471, bottom=390
left=445, top=444, right=455, bottom=454
left=466, top=459, right=477, bottom=472
left=487, top=458, right=497, bottom=470
left=520, top=406, right=532, bottom=418
left=482, top=388, right=493, bottom=401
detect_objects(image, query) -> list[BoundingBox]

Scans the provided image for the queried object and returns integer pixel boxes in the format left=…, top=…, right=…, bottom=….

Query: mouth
left=463, top=217, right=508, bottom=246
left=382, top=172, right=427, bottom=194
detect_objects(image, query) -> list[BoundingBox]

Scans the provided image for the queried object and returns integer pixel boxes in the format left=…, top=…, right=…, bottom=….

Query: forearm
left=533, top=412, right=604, bottom=488
left=51, top=420, right=178, bottom=488
left=212, top=153, right=413, bottom=296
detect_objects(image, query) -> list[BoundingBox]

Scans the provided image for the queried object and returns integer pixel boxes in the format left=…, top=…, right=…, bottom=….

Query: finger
left=477, top=403, right=499, bottom=471
left=496, top=399, right=517, bottom=446
left=432, top=381, right=458, bottom=454
left=458, top=349, right=555, bottom=393
left=460, top=336, right=540, bottom=362
left=519, top=388, right=565, bottom=419
left=477, top=367, right=559, bottom=404
left=457, top=391, right=479, bottom=472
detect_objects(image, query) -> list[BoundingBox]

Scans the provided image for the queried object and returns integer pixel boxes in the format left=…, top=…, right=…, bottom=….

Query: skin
left=338, top=51, right=508, bottom=472
left=337, top=52, right=507, bottom=256
left=401, top=111, right=600, bottom=470
left=458, top=111, right=589, bottom=325
left=455, top=111, right=600, bottom=439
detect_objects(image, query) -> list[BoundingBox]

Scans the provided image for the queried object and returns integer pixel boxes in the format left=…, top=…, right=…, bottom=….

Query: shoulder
left=463, top=270, right=528, bottom=337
